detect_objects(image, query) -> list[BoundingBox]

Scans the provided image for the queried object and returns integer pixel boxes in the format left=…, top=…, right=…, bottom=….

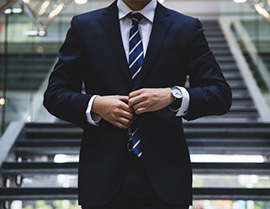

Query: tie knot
left=129, top=13, right=143, bottom=25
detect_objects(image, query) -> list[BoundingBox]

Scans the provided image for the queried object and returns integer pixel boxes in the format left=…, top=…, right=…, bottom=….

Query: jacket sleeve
left=43, top=16, right=92, bottom=128
left=184, top=18, right=232, bottom=120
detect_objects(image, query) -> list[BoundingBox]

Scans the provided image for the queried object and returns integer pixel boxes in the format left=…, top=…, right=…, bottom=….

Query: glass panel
left=191, top=154, right=265, bottom=163
left=20, top=174, right=78, bottom=188
left=6, top=200, right=270, bottom=209
left=222, top=0, right=270, bottom=109
left=193, top=200, right=270, bottom=209
left=10, top=200, right=80, bottom=209
left=0, top=0, right=110, bottom=134
left=193, top=174, right=270, bottom=188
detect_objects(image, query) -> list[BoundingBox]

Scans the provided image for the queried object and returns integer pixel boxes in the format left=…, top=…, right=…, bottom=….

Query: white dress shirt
left=86, top=0, right=190, bottom=125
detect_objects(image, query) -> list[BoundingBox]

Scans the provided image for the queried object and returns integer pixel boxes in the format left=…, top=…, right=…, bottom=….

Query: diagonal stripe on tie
left=129, top=40, right=142, bottom=55
left=129, top=30, right=139, bottom=42
left=132, top=133, right=142, bottom=158
left=131, top=67, right=142, bottom=80
left=129, top=51, right=143, bottom=69
left=133, top=139, right=141, bottom=150
left=128, top=13, right=143, bottom=158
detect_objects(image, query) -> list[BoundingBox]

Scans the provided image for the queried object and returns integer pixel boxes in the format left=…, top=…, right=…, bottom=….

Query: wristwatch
left=170, top=86, right=183, bottom=111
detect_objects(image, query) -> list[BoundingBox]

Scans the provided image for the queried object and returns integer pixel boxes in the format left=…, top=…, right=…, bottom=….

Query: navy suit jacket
left=44, top=1, right=232, bottom=207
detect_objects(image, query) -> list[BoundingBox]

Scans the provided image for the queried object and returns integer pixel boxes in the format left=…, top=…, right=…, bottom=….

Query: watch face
left=172, top=87, right=183, bottom=99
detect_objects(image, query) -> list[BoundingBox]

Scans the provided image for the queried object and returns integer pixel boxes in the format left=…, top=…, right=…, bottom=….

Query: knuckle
left=141, top=95, right=147, bottom=100
left=114, top=109, right=120, bottom=115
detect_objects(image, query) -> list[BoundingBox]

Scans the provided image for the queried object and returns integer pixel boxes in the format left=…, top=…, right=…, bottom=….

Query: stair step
left=216, top=57, right=237, bottom=63
left=12, top=121, right=270, bottom=156
left=0, top=187, right=269, bottom=200
left=2, top=162, right=270, bottom=175
left=209, top=43, right=230, bottom=49
left=1, top=54, right=56, bottom=91
left=16, top=138, right=81, bottom=147
left=2, top=73, right=48, bottom=80
left=206, top=37, right=227, bottom=42
left=204, top=32, right=224, bottom=37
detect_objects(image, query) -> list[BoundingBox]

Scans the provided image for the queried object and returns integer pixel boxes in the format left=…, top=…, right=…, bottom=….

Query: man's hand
left=92, top=95, right=134, bottom=129
left=128, top=88, right=174, bottom=114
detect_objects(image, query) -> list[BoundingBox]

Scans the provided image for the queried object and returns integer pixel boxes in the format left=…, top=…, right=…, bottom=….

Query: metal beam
left=17, top=0, right=46, bottom=36
left=0, top=0, right=17, bottom=15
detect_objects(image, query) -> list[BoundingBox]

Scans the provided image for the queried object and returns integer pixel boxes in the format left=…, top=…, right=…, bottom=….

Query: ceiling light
left=0, top=98, right=6, bottom=106
left=233, top=0, right=247, bottom=3
left=4, top=8, right=23, bottom=14
left=4, top=8, right=12, bottom=14
left=74, top=0, right=87, bottom=5
left=12, top=8, right=23, bottom=14
left=25, top=30, right=46, bottom=36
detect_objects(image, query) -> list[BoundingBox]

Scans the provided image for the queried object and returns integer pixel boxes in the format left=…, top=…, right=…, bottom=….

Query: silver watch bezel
left=171, top=86, right=183, bottom=99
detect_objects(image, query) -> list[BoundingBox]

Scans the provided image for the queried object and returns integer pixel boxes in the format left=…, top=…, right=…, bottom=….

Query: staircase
left=1, top=53, right=56, bottom=90
left=201, top=21, right=260, bottom=122
left=0, top=20, right=270, bottom=208
left=0, top=53, right=57, bottom=125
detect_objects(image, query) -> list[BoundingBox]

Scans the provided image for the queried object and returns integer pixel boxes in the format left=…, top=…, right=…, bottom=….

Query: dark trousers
left=82, top=153, right=189, bottom=209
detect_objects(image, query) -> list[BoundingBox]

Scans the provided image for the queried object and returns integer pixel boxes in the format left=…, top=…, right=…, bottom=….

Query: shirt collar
left=117, top=0, right=157, bottom=23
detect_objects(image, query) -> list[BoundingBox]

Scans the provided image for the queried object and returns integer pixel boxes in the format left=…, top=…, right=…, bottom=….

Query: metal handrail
left=250, top=0, right=270, bottom=24
left=18, top=0, right=46, bottom=36
left=219, top=20, right=270, bottom=122
left=2, top=0, right=68, bottom=36
left=43, top=0, right=68, bottom=30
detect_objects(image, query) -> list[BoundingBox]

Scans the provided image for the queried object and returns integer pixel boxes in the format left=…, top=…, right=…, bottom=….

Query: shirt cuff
left=175, top=87, right=190, bottom=117
left=86, top=95, right=101, bottom=125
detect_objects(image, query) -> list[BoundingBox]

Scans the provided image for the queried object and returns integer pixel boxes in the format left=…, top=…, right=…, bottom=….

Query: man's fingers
left=114, top=121, right=129, bottom=129
left=117, top=117, right=133, bottom=126
left=121, top=104, right=134, bottom=114
left=128, top=91, right=146, bottom=107
left=129, top=89, right=142, bottom=98
left=118, top=95, right=129, bottom=103
left=92, top=95, right=135, bottom=129
left=115, top=116, right=133, bottom=129
left=132, top=101, right=146, bottom=111
left=133, top=103, right=148, bottom=114
left=121, top=110, right=134, bottom=120
left=128, top=89, right=144, bottom=106
left=117, top=96, right=134, bottom=113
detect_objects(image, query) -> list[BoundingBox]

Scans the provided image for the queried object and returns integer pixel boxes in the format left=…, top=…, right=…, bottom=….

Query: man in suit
left=43, top=0, right=232, bottom=208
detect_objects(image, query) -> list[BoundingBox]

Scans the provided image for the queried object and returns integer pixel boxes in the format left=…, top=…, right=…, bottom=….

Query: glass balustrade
left=0, top=0, right=108, bottom=134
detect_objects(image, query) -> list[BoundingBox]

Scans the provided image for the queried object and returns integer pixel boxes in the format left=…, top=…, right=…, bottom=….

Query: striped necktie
left=128, top=13, right=143, bottom=158
left=129, top=13, right=143, bottom=88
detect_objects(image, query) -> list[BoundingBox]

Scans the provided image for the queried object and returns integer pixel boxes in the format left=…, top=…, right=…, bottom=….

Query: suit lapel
left=135, top=3, right=172, bottom=89
left=101, top=2, right=133, bottom=89
left=101, top=2, right=172, bottom=90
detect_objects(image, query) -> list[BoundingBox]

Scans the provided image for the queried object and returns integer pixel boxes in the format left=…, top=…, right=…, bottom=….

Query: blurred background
left=0, top=0, right=270, bottom=208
